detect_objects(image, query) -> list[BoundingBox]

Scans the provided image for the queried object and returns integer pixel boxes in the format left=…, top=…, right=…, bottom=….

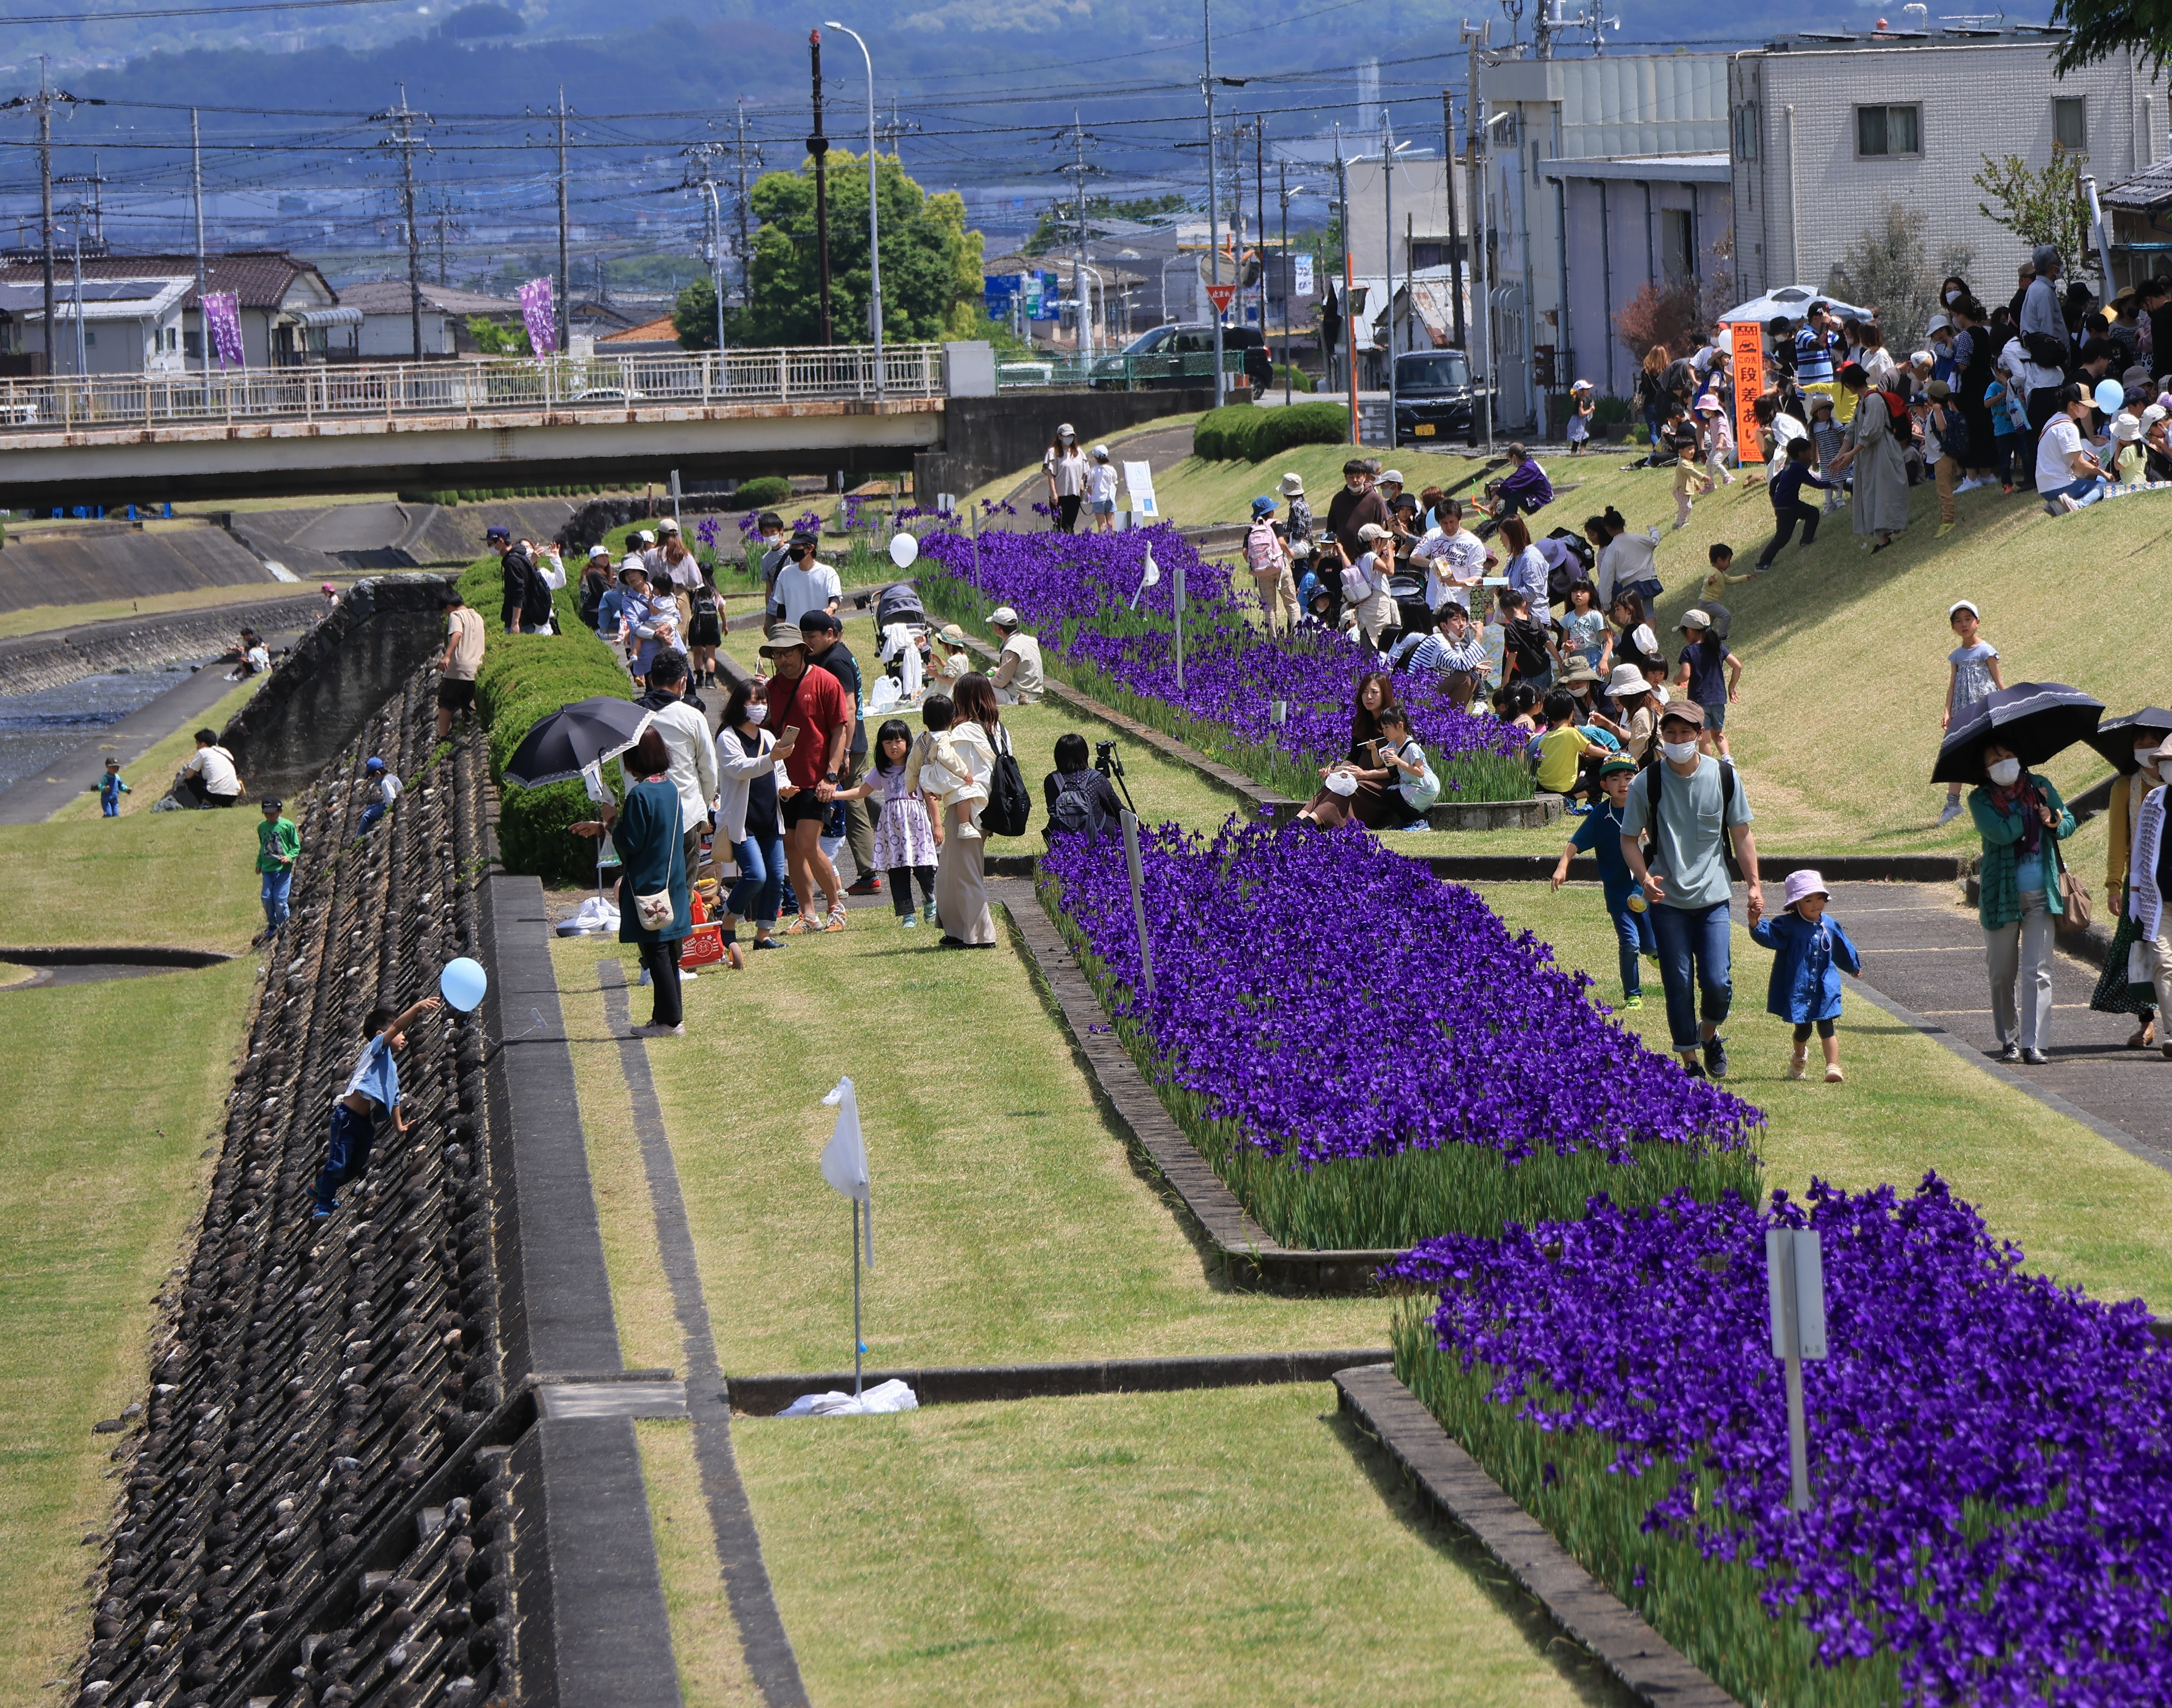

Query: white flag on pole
left=820, top=1076, right=872, bottom=1265
left=1129, top=545, right=1161, bottom=610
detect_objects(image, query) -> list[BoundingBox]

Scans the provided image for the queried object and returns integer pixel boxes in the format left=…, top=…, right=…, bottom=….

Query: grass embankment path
left=0, top=582, right=308, bottom=643
left=45, top=677, right=264, bottom=824
left=0, top=958, right=260, bottom=1701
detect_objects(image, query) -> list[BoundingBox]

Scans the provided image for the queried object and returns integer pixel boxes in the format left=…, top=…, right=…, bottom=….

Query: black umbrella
left=503, top=696, right=654, bottom=789
left=2084, top=708, right=2172, bottom=775
left=1932, top=682, right=2105, bottom=784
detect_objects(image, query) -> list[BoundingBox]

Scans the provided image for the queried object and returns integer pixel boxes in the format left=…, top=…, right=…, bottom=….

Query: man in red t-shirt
left=759, top=620, right=854, bottom=931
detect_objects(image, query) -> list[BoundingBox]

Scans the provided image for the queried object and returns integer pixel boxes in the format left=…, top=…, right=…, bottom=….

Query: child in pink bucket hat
left=1750, top=869, right=1863, bottom=1082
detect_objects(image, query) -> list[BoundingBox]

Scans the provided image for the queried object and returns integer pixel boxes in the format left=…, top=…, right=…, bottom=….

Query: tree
left=672, top=278, right=723, bottom=352
left=1022, top=192, right=1187, bottom=256
left=693, top=149, right=983, bottom=350
left=465, top=315, right=523, bottom=355
left=1974, top=149, right=2097, bottom=286
left=2047, top=0, right=2172, bottom=73
left=1612, top=280, right=1700, bottom=365
left=1824, top=200, right=1974, bottom=348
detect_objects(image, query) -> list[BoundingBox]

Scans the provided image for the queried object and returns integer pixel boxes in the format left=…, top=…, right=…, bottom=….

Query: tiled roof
left=0, top=249, right=332, bottom=311
left=2103, top=159, right=2172, bottom=213
left=599, top=314, right=680, bottom=343
left=334, top=279, right=520, bottom=316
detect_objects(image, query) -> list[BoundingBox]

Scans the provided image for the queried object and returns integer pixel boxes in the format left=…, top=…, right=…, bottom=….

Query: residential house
left=0, top=274, right=193, bottom=375
left=337, top=280, right=523, bottom=358
left=598, top=314, right=685, bottom=356
left=0, top=249, right=339, bottom=371
left=1729, top=30, right=2167, bottom=323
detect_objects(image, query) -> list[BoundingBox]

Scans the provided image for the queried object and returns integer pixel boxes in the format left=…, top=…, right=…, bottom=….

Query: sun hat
left=1927, top=314, right=1951, bottom=335
left=1092, top=444, right=1110, bottom=460
left=1695, top=395, right=1723, bottom=413
left=1278, top=472, right=1306, bottom=497
left=1948, top=599, right=1980, bottom=619
left=1605, top=662, right=1650, bottom=698
left=1657, top=700, right=1706, bottom=730
left=1927, top=380, right=1951, bottom=399
left=365, top=757, right=385, bottom=773
left=320, top=581, right=337, bottom=594
left=758, top=622, right=808, bottom=656
left=989, top=606, right=1020, bottom=628
left=1324, top=770, right=1359, bottom=797
left=2113, top=411, right=2144, bottom=441
left=937, top=623, right=967, bottom=645
left=1251, top=495, right=1276, bottom=516
left=1783, top=869, right=1831, bottom=911
left=1571, top=378, right=1593, bottom=392
left=1556, top=658, right=1601, bottom=684
left=1598, top=756, right=1638, bottom=779
left=1679, top=607, right=1713, bottom=632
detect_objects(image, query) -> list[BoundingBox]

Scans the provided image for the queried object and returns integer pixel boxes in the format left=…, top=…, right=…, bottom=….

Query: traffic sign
left=1205, top=283, right=1236, bottom=314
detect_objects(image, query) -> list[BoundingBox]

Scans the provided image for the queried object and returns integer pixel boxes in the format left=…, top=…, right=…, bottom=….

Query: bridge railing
left=0, top=344, right=946, bottom=434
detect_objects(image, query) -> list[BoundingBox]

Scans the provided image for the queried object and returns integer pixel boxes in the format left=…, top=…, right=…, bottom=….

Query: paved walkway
left=1775, top=881, right=2171, bottom=1167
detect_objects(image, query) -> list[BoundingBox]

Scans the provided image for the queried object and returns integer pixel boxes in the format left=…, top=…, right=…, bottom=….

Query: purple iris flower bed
left=1387, top=1175, right=2172, bottom=1706
left=918, top=522, right=1532, bottom=801
left=1039, top=817, right=1760, bottom=1248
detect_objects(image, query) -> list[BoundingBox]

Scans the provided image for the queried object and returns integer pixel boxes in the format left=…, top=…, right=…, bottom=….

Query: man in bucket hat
left=1620, top=701, right=1763, bottom=1081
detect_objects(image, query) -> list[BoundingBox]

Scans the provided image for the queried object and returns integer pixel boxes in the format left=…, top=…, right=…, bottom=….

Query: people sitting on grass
left=1298, top=672, right=1401, bottom=831
left=988, top=607, right=1045, bottom=705
left=1475, top=443, right=1553, bottom=539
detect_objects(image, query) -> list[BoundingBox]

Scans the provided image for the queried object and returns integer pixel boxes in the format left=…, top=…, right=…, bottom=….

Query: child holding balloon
left=314, top=989, right=443, bottom=1218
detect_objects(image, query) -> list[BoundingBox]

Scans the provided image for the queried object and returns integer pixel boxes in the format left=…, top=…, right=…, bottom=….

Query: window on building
left=2054, top=96, right=2087, bottom=152
left=1857, top=104, right=1921, bottom=157
left=1662, top=210, right=1695, bottom=283
left=1411, top=241, right=1444, bottom=269
left=1733, top=103, right=1761, bottom=161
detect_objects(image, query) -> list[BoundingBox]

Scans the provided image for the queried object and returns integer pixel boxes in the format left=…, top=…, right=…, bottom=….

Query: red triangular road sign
left=1205, top=283, right=1236, bottom=313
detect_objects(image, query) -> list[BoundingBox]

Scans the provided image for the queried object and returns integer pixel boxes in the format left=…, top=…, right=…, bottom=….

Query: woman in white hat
left=1567, top=380, right=1595, bottom=455
left=1338, top=524, right=1401, bottom=653
left=1278, top=471, right=1314, bottom=556
left=1044, top=423, right=1089, bottom=532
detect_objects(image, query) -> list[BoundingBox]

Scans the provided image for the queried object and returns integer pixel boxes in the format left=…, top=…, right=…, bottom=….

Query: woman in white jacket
left=1590, top=506, right=1664, bottom=612
left=918, top=672, right=1001, bottom=947
left=713, top=676, right=797, bottom=966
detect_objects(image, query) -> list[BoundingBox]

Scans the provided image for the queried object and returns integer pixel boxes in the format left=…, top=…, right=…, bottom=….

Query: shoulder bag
left=2052, top=832, right=2093, bottom=933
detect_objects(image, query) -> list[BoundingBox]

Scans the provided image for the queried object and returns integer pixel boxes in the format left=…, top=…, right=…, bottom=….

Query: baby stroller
left=874, top=581, right=931, bottom=692
left=1388, top=567, right=1435, bottom=637
left=875, top=582, right=926, bottom=631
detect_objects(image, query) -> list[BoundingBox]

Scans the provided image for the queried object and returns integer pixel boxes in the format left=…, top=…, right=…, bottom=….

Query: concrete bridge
left=0, top=341, right=1222, bottom=508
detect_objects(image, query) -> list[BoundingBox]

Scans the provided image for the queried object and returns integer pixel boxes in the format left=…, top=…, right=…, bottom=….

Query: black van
left=1093, top=323, right=1274, bottom=390
left=1393, top=348, right=1481, bottom=444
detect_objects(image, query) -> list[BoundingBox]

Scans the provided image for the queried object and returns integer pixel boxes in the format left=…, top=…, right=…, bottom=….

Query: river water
left=0, top=667, right=195, bottom=799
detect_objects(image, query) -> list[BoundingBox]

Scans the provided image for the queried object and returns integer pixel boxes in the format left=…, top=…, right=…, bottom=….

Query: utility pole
left=1383, top=110, right=1397, bottom=440
left=1336, top=127, right=1357, bottom=442
left=555, top=87, right=570, bottom=352
left=0, top=63, right=105, bottom=378
left=1277, top=160, right=1294, bottom=406
left=1252, top=117, right=1265, bottom=349
left=1444, top=89, right=1466, bottom=348
left=1203, top=1, right=1223, bottom=407
left=374, top=85, right=433, bottom=363
left=192, top=107, right=209, bottom=380
left=809, top=30, right=833, bottom=346
left=1055, top=112, right=1100, bottom=359
left=1462, top=20, right=1494, bottom=446
left=681, top=145, right=729, bottom=352
left=734, top=97, right=758, bottom=310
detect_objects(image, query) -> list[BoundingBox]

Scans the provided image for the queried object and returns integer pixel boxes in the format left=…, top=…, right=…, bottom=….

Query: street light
left=824, top=21, right=883, bottom=398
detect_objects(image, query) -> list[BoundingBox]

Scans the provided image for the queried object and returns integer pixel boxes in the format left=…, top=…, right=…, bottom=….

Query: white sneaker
left=682, top=968, right=697, bottom=981
left=1936, top=797, right=1963, bottom=826
left=632, top=1022, right=686, bottom=1039
left=1955, top=476, right=1983, bottom=494
left=2058, top=494, right=2081, bottom=513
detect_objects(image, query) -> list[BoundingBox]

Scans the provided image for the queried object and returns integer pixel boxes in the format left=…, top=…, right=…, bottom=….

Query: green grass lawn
left=729, top=1383, right=1626, bottom=1708
left=0, top=811, right=267, bottom=953
left=1475, top=881, right=2172, bottom=1313
left=48, top=678, right=263, bottom=823
left=0, top=959, right=258, bottom=1703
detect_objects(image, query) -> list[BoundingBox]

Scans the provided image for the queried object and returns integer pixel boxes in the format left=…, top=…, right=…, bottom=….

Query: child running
left=1567, top=379, right=1595, bottom=454
left=843, top=717, right=939, bottom=928
left=1550, top=756, right=1657, bottom=1009
left=1749, top=869, right=1861, bottom=1083
left=1755, top=441, right=1837, bottom=571
left=1668, top=407, right=1704, bottom=528
left=1696, top=395, right=1736, bottom=489
left=98, top=758, right=129, bottom=817
left=1939, top=599, right=2004, bottom=825
left=315, top=991, right=441, bottom=1217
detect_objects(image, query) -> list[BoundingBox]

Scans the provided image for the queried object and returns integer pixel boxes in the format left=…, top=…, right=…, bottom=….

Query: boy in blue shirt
left=1550, top=756, right=1657, bottom=1008
left=1755, top=440, right=1837, bottom=571
left=98, top=758, right=129, bottom=816
left=314, top=992, right=441, bottom=1217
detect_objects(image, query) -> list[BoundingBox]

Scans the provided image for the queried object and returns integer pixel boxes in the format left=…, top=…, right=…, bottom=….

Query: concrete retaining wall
left=914, top=387, right=1220, bottom=505
left=0, top=593, right=328, bottom=697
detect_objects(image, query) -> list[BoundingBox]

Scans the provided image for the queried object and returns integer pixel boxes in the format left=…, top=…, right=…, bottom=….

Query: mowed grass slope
left=0, top=811, right=268, bottom=953
left=734, top=1384, right=1627, bottom=1708
left=0, top=959, right=258, bottom=1702
left=49, top=679, right=264, bottom=823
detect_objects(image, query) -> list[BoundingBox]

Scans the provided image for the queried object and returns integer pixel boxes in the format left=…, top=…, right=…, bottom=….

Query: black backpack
left=1046, top=772, right=1107, bottom=842
left=983, top=723, right=1032, bottom=839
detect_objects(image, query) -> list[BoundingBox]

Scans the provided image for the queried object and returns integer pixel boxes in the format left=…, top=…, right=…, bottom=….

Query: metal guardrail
left=996, top=350, right=1248, bottom=391
left=0, top=344, right=945, bottom=435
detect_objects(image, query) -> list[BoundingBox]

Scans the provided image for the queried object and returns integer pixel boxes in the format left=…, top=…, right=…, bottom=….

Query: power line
left=7, top=0, right=408, bottom=24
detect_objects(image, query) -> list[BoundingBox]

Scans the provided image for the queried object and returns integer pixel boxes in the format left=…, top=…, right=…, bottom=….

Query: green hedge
left=454, top=556, right=632, bottom=883
left=733, top=475, right=793, bottom=510
left=1192, top=400, right=1350, bottom=463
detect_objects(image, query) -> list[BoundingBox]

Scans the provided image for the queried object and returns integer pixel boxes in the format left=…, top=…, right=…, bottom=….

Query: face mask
left=1945, top=289, right=1961, bottom=305
left=2137, top=748, right=2162, bottom=775
left=1661, top=739, right=1699, bottom=764
left=1988, top=758, right=2022, bottom=786
left=746, top=706, right=767, bottom=726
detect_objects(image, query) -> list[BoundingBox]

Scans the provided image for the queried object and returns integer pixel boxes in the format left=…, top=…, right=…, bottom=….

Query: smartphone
left=781, top=725, right=802, bottom=745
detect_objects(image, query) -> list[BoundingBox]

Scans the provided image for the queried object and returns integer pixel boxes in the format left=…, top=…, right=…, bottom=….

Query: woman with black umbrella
left=1970, top=742, right=2078, bottom=1066
left=573, top=729, right=692, bottom=1037
left=2090, top=710, right=2172, bottom=1047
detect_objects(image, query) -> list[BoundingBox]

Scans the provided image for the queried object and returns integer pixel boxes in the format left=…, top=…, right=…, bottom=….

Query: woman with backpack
left=919, top=673, right=1010, bottom=947
left=1831, top=362, right=1910, bottom=551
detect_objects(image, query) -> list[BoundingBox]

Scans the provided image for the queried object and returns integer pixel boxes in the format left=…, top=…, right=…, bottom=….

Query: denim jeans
left=261, top=866, right=293, bottom=931
left=315, top=1101, right=374, bottom=1213
left=2044, top=475, right=2105, bottom=510
left=1603, top=881, right=1658, bottom=1000
left=1650, top=898, right=1733, bottom=1051
left=725, top=832, right=785, bottom=925
left=358, top=802, right=386, bottom=836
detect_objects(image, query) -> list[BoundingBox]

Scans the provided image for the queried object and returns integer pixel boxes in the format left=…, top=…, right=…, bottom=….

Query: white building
left=1729, top=31, right=2168, bottom=305
left=336, top=280, right=522, bottom=358
left=0, top=275, right=193, bottom=375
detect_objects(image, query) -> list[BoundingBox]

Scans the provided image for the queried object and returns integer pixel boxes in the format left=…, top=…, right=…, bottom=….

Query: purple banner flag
left=202, top=291, right=244, bottom=367
left=517, top=277, right=556, bottom=357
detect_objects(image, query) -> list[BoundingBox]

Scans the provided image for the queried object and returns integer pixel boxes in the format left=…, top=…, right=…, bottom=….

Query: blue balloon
left=2095, top=379, right=2126, bottom=417
left=439, top=956, right=488, bottom=1013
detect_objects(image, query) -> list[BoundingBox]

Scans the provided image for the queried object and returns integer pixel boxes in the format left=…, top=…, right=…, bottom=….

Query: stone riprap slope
left=77, top=671, right=515, bottom=1708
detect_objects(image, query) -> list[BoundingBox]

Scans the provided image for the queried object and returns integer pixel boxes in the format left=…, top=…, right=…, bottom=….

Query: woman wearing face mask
left=1970, top=741, right=2077, bottom=1066
left=713, top=677, right=797, bottom=963
left=2090, top=716, right=2172, bottom=1047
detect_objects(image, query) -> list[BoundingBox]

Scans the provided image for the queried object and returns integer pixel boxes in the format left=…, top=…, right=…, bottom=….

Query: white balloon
left=888, top=532, right=919, bottom=568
